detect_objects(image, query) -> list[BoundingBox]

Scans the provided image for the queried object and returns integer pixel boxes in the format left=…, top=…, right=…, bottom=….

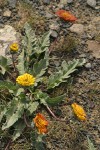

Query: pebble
left=86, top=40, right=100, bottom=58
left=87, top=0, right=96, bottom=8
left=49, top=22, right=60, bottom=31
left=67, top=0, right=73, bottom=4
left=50, top=30, right=58, bottom=38
left=79, top=54, right=87, bottom=58
left=85, top=63, right=92, bottom=69
left=43, top=0, right=50, bottom=4
left=3, top=9, right=12, bottom=17
left=69, top=24, right=84, bottom=34
left=45, top=12, right=53, bottom=19
left=0, top=25, right=18, bottom=56
left=8, top=0, right=17, bottom=8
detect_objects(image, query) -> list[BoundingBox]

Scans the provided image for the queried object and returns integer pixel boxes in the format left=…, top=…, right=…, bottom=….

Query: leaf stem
left=5, top=139, right=12, bottom=150
left=23, top=113, right=31, bottom=128
left=46, top=105, right=66, bottom=122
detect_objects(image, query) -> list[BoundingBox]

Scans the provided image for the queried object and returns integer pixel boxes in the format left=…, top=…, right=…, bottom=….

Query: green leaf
left=34, top=90, right=48, bottom=106
left=15, top=88, right=24, bottom=96
left=35, top=134, right=46, bottom=150
left=28, top=101, right=39, bottom=114
left=0, top=56, right=8, bottom=74
left=2, top=101, right=24, bottom=130
left=33, top=59, right=48, bottom=78
left=12, top=119, right=26, bottom=141
left=87, top=137, right=96, bottom=150
left=23, top=23, right=37, bottom=56
left=23, top=23, right=50, bottom=55
left=0, top=81, right=17, bottom=93
left=37, top=31, right=51, bottom=54
left=46, top=94, right=66, bottom=106
left=0, top=107, right=7, bottom=122
left=47, top=59, right=86, bottom=89
left=17, top=48, right=25, bottom=74
left=34, top=90, right=65, bottom=106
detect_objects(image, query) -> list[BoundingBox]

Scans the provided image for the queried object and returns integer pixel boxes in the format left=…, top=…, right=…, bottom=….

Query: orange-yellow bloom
left=16, top=73, right=35, bottom=86
left=10, top=43, right=19, bottom=52
left=55, top=10, right=77, bottom=22
left=71, top=103, right=87, bottom=121
left=33, top=113, right=49, bottom=134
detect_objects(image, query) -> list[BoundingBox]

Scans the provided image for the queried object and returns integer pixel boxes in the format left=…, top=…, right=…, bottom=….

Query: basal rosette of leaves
left=0, top=23, right=86, bottom=149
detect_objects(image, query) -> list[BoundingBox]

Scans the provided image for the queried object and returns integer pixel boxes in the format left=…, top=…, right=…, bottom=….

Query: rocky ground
left=0, top=0, right=100, bottom=150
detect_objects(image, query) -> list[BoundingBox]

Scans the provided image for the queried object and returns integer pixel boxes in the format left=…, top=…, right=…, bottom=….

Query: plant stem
left=23, top=113, right=31, bottom=128
left=11, top=54, right=16, bottom=72
left=5, top=139, right=12, bottom=150
left=46, top=105, right=66, bottom=122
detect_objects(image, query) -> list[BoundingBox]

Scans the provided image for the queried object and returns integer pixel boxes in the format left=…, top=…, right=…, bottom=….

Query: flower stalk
left=11, top=53, right=16, bottom=72
left=46, top=105, right=66, bottom=122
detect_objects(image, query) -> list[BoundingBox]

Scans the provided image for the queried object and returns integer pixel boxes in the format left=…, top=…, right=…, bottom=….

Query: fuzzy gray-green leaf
left=17, top=48, right=25, bottom=75
left=33, top=59, right=48, bottom=78
left=12, top=119, right=26, bottom=141
left=34, top=90, right=65, bottom=106
left=47, top=59, right=86, bottom=89
left=87, top=137, right=96, bottom=150
left=28, top=101, right=39, bottom=114
left=2, top=101, right=24, bottom=130
left=0, top=56, right=8, bottom=74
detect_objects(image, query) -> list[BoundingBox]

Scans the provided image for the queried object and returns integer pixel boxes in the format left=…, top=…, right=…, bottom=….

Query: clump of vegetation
left=52, top=35, right=78, bottom=52
left=95, top=33, right=100, bottom=43
left=15, top=1, right=46, bottom=34
left=0, top=23, right=86, bottom=149
left=0, top=0, right=8, bottom=8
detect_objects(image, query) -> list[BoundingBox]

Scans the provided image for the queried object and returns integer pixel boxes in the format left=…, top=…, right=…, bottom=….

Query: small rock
left=0, top=25, right=19, bottom=57
left=60, top=0, right=67, bottom=5
left=3, top=9, right=12, bottom=17
left=50, top=30, right=58, bottom=38
left=79, top=54, right=87, bottom=58
left=45, top=12, right=53, bottom=19
left=49, top=22, right=60, bottom=31
left=85, top=63, right=92, bottom=69
left=67, top=0, right=73, bottom=4
left=43, top=0, right=50, bottom=4
left=90, top=76, right=96, bottom=81
left=69, top=24, right=84, bottom=34
left=8, top=0, right=17, bottom=8
left=86, top=40, right=100, bottom=58
left=87, top=0, right=96, bottom=8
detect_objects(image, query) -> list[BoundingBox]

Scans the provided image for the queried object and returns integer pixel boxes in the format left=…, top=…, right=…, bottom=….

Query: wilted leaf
left=55, top=10, right=77, bottom=22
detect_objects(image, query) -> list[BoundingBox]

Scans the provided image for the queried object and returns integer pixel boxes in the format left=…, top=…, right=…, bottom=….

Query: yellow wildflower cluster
left=71, top=103, right=87, bottom=121
left=16, top=73, right=35, bottom=86
left=10, top=43, right=19, bottom=52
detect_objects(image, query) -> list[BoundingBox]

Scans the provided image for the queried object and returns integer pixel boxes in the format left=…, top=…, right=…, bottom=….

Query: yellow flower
left=71, top=103, right=87, bottom=121
left=33, top=113, right=49, bottom=134
left=16, top=73, right=35, bottom=86
left=10, top=43, right=19, bottom=52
